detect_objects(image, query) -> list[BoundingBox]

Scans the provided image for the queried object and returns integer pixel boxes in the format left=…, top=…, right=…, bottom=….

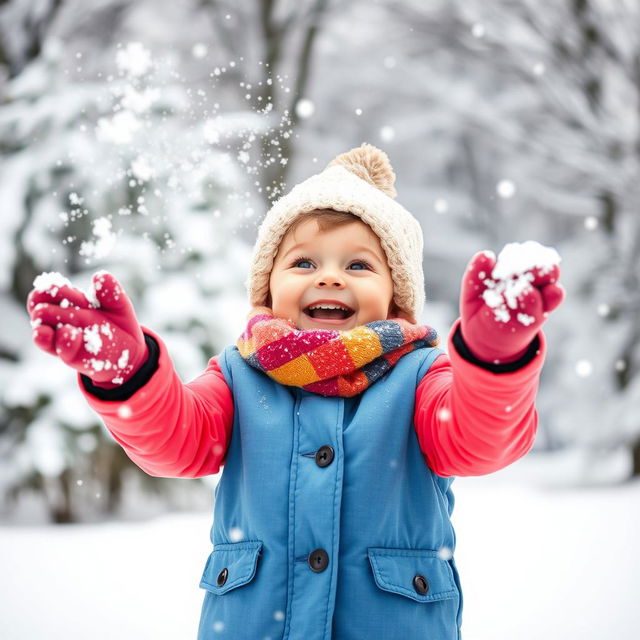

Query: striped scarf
left=236, top=306, right=440, bottom=397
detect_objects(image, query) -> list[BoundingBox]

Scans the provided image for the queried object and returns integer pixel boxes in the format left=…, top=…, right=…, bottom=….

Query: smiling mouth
left=303, top=307, right=355, bottom=321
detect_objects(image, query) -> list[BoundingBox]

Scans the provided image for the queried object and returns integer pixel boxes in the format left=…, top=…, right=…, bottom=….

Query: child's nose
left=315, top=270, right=345, bottom=288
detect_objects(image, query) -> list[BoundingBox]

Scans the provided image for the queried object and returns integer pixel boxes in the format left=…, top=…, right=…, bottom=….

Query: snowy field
left=2, top=471, right=639, bottom=640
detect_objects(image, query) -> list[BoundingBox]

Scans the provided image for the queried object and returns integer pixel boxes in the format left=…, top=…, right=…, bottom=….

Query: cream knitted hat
left=245, top=143, right=426, bottom=323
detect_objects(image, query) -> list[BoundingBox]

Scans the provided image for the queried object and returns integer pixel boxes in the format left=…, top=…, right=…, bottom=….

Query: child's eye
left=290, top=256, right=371, bottom=271
left=349, top=261, right=371, bottom=271
left=292, top=256, right=314, bottom=269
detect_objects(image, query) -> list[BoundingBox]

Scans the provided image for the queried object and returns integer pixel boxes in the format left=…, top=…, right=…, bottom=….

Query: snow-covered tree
left=305, top=0, right=640, bottom=477
left=2, top=0, right=638, bottom=527
left=0, top=0, right=330, bottom=522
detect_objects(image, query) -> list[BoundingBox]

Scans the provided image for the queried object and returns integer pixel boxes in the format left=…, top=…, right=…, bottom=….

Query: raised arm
left=415, top=247, right=564, bottom=477
left=27, top=271, right=234, bottom=478
left=78, top=327, right=234, bottom=478
left=414, top=317, right=545, bottom=477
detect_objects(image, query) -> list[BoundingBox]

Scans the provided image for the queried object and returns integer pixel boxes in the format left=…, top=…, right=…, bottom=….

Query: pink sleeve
left=77, top=325, right=234, bottom=478
left=414, top=317, right=547, bottom=477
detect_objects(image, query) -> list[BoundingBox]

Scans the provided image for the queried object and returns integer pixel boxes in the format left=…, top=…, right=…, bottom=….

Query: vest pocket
left=367, top=547, right=458, bottom=603
left=199, top=540, right=263, bottom=595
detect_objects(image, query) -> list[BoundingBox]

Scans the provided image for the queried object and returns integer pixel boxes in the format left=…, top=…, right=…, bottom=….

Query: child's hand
left=26, top=271, right=149, bottom=388
left=459, top=248, right=565, bottom=364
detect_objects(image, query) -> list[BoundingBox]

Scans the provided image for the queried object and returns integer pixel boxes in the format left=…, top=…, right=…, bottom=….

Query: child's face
left=269, top=217, right=404, bottom=330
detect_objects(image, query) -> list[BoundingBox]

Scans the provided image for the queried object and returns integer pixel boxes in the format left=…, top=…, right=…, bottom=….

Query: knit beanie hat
left=245, top=143, right=426, bottom=323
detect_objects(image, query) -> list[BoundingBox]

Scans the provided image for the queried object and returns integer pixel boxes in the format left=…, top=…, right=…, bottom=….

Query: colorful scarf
left=236, top=306, right=440, bottom=397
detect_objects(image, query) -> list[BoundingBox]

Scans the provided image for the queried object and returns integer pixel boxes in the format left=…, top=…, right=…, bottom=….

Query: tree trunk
left=48, top=468, right=75, bottom=524
left=630, top=439, right=640, bottom=477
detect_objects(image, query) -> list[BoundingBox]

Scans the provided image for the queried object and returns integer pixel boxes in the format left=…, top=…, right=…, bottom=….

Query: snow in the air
left=4, top=4, right=640, bottom=640
left=116, top=42, right=153, bottom=77
left=496, top=179, right=516, bottom=198
left=584, top=215, right=598, bottom=230
left=295, top=99, right=315, bottom=118
left=575, top=359, right=593, bottom=377
left=437, top=545, right=453, bottom=560
left=192, top=43, right=208, bottom=59
left=96, top=110, right=142, bottom=145
left=117, top=405, right=133, bottom=419
left=130, top=156, right=154, bottom=182
left=121, top=85, right=160, bottom=114
left=379, top=125, right=395, bottom=141
left=434, top=198, right=449, bottom=214
left=471, top=22, right=485, bottom=38
left=228, top=527, right=244, bottom=542
left=79, top=218, right=117, bottom=260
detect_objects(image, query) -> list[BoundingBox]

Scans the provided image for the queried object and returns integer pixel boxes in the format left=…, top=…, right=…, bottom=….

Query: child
left=27, top=144, right=565, bottom=640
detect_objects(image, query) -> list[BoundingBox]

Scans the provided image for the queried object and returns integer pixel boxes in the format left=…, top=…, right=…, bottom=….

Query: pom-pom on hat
left=245, top=143, right=426, bottom=323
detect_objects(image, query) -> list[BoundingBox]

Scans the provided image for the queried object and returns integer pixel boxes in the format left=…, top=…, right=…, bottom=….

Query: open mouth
left=303, top=305, right=355, bottom=322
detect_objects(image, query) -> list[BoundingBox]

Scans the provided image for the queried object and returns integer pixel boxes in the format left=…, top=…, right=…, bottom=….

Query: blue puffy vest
left=197, top=342, right=463, bottom=640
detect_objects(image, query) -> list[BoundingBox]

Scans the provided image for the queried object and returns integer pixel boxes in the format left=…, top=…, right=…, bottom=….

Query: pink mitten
left=26, top=271, right=149, bottom=389
left=460, top=243, right=566, bottom=364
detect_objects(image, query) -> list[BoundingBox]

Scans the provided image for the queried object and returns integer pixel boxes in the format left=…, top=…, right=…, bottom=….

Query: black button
left=413, top=574, right=429, bottom=595
left=308, top=548, right=329, bottom=573
left=315, top=445, right=334, bottom=467
left=217, top=568, right=228, bottom=586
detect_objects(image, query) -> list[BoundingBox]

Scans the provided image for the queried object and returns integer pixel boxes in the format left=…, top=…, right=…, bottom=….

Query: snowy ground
left=2, top=470, right=639, bottom=640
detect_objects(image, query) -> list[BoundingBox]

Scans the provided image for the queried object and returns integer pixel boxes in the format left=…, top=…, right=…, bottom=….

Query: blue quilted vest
left=197, top=343, right=463, bottom=640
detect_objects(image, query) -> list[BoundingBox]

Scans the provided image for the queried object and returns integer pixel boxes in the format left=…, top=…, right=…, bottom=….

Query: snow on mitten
left=459, top=241, right=566, bottom=364
left=26, top=271, right=149, bottom=388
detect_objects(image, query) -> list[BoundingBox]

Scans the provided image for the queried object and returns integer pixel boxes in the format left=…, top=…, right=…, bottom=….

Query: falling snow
left=228, top=527, right=244, bottom=542
left=131, top=156, right=154, bottom=181
left=575, top=359, right=593, bottom=377
left=437, top=546, right=453, bottom=560
left=79, top=217, right=117, bottom=260
left=496, top=180, right=516, bottom=198
left=584, top=216, right=598, bottom=230
left=295, top=99, right=315, bottom=118
left=116, top=42, right=153, bottom=77
left=117, top=405, right=133, bottom=419
left=434, top=198, right=449, bottom=214
left=96, top=110, right=142, bottom=145
left=380, top=125, right=395, bottom=141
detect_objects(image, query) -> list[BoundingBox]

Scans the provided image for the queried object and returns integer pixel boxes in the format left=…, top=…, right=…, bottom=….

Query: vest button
left=315, top=445, right=334, bottom=468
left=413, top=574, right=429, bottom=595
left=217, top=568, right=228, bottom=586
left=307, top=548, right=329, bottom=573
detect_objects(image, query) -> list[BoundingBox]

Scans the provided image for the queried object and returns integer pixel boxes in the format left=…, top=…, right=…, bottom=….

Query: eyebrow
left=281, top=243, right=384, bottom=263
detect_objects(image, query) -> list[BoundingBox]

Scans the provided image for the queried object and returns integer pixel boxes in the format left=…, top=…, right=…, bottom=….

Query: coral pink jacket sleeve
left=414, top=317, right=547, bottom=477
left=77, top=325, right=234, bottom=478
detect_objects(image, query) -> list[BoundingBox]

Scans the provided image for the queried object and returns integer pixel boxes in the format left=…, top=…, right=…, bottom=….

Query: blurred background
left=1, top=0, right=639, bottom=639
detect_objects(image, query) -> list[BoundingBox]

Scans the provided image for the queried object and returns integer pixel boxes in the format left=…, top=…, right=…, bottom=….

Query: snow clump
left=481, top=241, right=561, bottom=324
left=32, top=271, right=75, bottom=298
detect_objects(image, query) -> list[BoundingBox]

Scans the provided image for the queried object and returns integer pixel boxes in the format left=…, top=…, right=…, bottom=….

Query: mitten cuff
left=454, top=322, right=540, bottom=373
left=79, top=331, right=160, bottom=400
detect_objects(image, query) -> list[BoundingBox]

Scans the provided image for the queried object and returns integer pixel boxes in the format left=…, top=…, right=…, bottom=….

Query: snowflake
left=496, top=179, right=516, bottom=199
left=295, top=99, right=315, bottom=119
left=575, top=359, right=593, bottom=377
left=116, top=42, right=152, bottom=77
left=437, top=546, right=453, bottom=560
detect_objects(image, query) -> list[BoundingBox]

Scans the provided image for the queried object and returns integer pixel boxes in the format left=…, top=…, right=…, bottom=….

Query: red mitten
left=460, top=243, right=566, bottom=364
left=26, top=271, right=149, bottom=389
